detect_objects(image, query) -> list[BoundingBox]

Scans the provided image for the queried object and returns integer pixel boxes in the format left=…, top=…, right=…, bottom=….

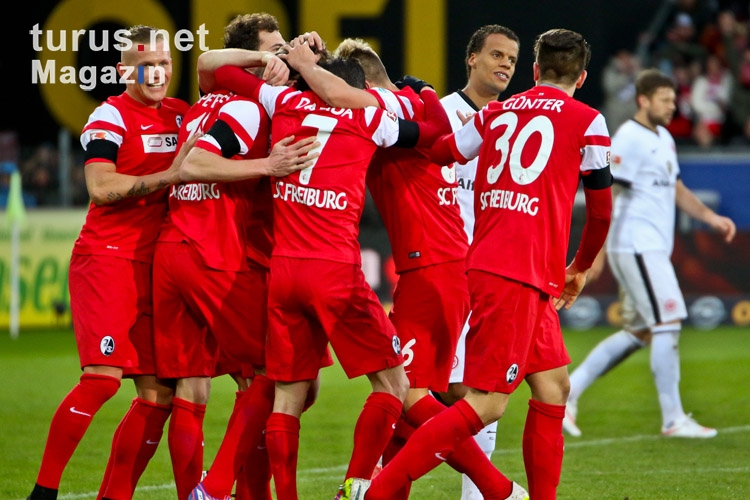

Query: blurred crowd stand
left=602, top=0, right=750, bottom=147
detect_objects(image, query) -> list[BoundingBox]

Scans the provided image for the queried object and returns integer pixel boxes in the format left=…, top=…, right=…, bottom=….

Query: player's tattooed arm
left=126, top=182, right=150, bottom=197
left=85, top=137, right=197, bottom=206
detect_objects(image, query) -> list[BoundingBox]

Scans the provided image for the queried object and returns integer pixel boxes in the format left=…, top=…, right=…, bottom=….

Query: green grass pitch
left=2, top=326, right=749, bottom=499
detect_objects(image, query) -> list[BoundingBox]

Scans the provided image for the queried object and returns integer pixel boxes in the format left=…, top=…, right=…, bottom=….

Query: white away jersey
left=441, top=90, right=480, bottom=242
left=607, top=119, right=680, bottom=254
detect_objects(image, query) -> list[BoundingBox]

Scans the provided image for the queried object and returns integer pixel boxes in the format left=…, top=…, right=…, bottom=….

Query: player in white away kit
left=563, top=69, right=736, bottom=439
left=439, top=24, right=520, bottom=500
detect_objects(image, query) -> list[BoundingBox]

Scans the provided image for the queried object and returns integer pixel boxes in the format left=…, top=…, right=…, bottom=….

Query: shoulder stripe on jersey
left=613, top=177, right=632, bottom=188
left=585, top=134, right=610, bottom=147
left=84, top=139, right=118, bottom=164
left=84, top=119, right=126, bottom=138
left=581, top=166, right=612, bottom=190
left=206, top=119, right=241, bottom=159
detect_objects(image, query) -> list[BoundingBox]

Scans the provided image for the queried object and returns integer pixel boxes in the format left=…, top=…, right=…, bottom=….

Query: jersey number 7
left=298, top=114, right=338, bottom=185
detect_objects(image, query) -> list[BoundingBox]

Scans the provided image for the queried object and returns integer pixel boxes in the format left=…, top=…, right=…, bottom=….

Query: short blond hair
left=334, top=38, right=390, bottom=85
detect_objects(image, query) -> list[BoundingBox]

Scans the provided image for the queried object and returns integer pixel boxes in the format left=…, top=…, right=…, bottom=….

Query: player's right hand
left=554, top=262, right=588, bottom=311
left=266, top=135, right=320, bottom=177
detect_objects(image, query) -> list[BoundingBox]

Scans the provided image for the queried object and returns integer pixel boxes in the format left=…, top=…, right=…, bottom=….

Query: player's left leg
left=523, top=368, right=568, bottom=500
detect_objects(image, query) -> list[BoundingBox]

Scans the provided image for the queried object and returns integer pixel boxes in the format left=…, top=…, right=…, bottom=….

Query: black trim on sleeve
left=394, top=118, right=419, bottom=148
left=84, top=139, right=118, bottom=163
left=581, top=166, right=613, bottom=190
left=206, top=119, right=241, bottom=159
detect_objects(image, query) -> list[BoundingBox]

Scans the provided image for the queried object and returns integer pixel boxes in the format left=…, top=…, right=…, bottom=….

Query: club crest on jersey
left=100, top=336, right=115, bottom=356
left=176, top=115, right=183, bottom=128
left=506, top=363, right=519, bottom=384
left=392, top=335, right=402, bottom=355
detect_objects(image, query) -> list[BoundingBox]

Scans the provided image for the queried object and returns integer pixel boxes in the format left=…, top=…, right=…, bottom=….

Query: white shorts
left=608, top=250, right=687, bottom=330
left=449, top=311, right=470, bottom=384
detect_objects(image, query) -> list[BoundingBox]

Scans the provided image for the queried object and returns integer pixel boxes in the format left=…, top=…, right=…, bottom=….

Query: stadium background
left=1, top=0, right=748, bottom=330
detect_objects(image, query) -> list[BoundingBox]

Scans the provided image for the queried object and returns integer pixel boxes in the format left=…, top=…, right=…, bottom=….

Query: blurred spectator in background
left=690, top=53, right=732, bottom=147
left=666, top=63, right=698, bottom=144
left=601, top=49, right=640, bottom=133
left=652, top=12, right=709, bottom=75
left=21, top=143, right=60, bottom=206
left=718, top=10, right=750, bottom=144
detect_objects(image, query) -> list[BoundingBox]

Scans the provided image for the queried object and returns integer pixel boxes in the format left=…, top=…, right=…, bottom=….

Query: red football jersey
left=158, top=91, right=272, bottom=271
left=255, top=85, right=402, bottom=265
left=446, top=85, right=610, bottom=296
left=366, top=87, right=468, bottom=273
left=76, top=93, right=188, bottom=262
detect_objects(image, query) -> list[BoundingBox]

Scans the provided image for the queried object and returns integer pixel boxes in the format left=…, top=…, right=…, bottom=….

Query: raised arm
left=280, top=39, right=380, bottom=108
left=198, top=49, right=288, bottom=93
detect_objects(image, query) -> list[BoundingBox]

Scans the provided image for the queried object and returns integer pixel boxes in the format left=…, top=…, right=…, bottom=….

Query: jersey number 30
left=486, top=112, right=554, bottom=186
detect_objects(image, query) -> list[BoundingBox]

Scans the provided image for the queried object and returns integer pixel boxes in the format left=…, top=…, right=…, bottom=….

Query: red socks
left=202, top=375, right=275, bottom=498
left=367, top=399, right=483, bottom=500
left=236, top=433, right=272, bottom=500
left=266, top=412, right=300, bottom=500
left=345, top=392, right=402, bottom=479
left=98, top=398, right=171, bottom=500
left=168, top=398, right=207, bottom=500
left=404, top=396, right=512, bottom=498
left=523, top=399, right=565, bottom=500
left=36, top=373, right=121, bottom=488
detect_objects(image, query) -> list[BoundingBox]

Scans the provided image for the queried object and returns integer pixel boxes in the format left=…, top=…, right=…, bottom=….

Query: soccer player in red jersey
left=337, top=28, right=613, bottom=500
left=279, top=37, right=526, bottom=499
left=439, top=25, right=521, bottom=500
left=26, top=26, right=193, bottom=500
left=210, top=49, right=451, bottom=500
left=184, top=16, right=333, bottom=500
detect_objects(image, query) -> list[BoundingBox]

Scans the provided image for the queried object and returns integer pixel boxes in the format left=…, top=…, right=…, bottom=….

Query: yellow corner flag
left=5, top=169, right=26, bottom=223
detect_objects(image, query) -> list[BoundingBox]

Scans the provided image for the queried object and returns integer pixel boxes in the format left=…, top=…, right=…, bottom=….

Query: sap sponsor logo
left=273, top=181, right=348, bottom=210
left=170, top=183, right=221, bottom=201
left=141, top=134, right=178, bottom=153
left=480, top=189, right=539, bottom=215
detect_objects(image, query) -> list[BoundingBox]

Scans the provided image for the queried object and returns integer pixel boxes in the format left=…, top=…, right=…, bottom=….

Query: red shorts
left=152, top=242, right=268, bottom=379
left=213, top=258, right=271, bottom=380
left=390, top=260, right=469, bottom=392
left=267, top=257, right=401, bottom=382
left=463, top=271, right=569, bottom=394
left=69, top=254, right=155, bottom=376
